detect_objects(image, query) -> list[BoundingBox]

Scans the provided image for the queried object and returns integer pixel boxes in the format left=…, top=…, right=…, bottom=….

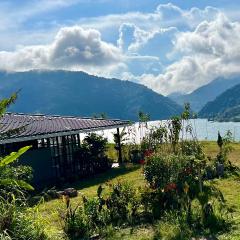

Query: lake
left=81, top=119, right=240, bottom=143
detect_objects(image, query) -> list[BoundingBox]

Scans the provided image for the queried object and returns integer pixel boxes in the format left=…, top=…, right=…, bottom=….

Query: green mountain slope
left=169, top=76, right=240, bottom=112
left=0, top=70, right=183, bottom=120
left=199, top=83, right=240, bottom=121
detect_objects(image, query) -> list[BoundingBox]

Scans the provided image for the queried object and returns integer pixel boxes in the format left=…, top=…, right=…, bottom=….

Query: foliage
left=104, top=181, right=140, bottom=225
left=144, top=154, right=190, bottom=190
left=0, top=93, right=17, bottom=119
left=153, top=212, right=192, bottom=240
left=74, top=133, right=111, bottom=176
left=60, top=196, right=89, bottom=239
left=140, top=103, right=228, bottom=233
left=82, top=133, right=108, bottom=156
left=216, top=131, right=234, bottom=165
left=0, top=94, right=33, bottom=195
left=0, top=197, right=48, bottom=240
left=113, top=127, right=131, bottom=162
left=51, top=104, right=236, bottom=239
left=61, top=181, right=141, bottom=239
left=0, top=94, right=39, bottom=239
left=0, top=145, right=33, bottom=197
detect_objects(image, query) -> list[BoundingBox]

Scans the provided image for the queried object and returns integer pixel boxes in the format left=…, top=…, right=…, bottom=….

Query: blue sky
left=0, top=0, right=240, bottom=95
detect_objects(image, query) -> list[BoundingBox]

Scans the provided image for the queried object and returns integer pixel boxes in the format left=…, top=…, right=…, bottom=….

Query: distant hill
left=199, top=83, right=240, bottom=121
left=0, top=70, right=183, bottom=121
left=169, top=76, right=240, bottom=112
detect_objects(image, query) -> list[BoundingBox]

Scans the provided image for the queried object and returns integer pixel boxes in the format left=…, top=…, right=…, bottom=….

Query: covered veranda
left=0, top=113, right=130, bottom=186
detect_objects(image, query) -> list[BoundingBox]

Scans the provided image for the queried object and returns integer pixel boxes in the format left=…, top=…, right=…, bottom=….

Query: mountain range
left=0, top=70, right=183, bottom=121
left=169, top=76, right=240, bottom=112
left=199, top=83, right=240, bottom=121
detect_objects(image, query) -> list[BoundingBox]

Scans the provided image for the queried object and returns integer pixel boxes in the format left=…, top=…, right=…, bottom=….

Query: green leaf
left=0, top=146, right=31, bottom=167
left=0, top=93, right=18, bottom=117
left=0, top=178, right=34, bottom=191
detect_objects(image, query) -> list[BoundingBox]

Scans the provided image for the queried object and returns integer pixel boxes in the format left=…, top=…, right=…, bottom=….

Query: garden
left=0, top=97, right=240, bottom=240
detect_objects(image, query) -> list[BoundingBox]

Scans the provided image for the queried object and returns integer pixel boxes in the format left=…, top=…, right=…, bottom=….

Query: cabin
left=0, top=113, right=130, bottom=186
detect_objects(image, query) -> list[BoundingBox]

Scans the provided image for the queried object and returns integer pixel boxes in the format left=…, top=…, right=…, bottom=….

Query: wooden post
left=77, top=134, right=81, bottom=147
left=116, top=128, right=123, bottom=165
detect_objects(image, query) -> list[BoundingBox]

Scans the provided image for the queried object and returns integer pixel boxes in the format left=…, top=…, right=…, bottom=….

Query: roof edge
left=0, top=123, right=131, bottom=144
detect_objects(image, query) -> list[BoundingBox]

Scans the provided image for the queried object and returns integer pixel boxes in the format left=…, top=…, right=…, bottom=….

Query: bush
left=61, top=201, right=89, bottom=239
left=104, top=181, right=140, bottom=225
left=74, top=133, right=111, bottom=177
left=0, top=198, right=48, bottom=240
left=61, top=181, right=141, bottom=239
left=144, top=154, right=194, bottom=190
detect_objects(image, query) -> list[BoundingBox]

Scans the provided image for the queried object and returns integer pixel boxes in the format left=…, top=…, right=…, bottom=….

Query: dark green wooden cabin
left=0, top=113, right=130, bottom=186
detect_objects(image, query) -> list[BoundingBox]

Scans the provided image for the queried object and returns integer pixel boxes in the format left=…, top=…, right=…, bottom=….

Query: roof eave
left=0, top=123, right=131, bottom=144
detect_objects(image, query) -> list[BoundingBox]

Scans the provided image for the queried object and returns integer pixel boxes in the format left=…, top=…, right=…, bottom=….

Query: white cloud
left=139, top=13, right=240, bottom=95
left=77, top=3, right=220, bottom=33
left=0, top=26, right=122, bottom=72
left=0, top=2, right=239, bottom=96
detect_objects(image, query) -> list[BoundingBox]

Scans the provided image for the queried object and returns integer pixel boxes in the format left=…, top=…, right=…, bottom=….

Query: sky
left=0, top=0, right=240, bottom=95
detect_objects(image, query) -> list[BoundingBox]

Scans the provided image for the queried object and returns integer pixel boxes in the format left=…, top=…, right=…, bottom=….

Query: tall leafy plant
left=0, top=94, right=33, bottom=193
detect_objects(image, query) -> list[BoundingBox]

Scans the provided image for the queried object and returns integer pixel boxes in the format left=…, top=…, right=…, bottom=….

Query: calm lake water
left=81, top=119, right=240, bottom=143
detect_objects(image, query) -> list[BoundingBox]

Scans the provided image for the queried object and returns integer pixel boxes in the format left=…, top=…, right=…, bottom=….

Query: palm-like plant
left=0, top=146, right=33, bottom=191
left=0, top=93, right=33, bottom=192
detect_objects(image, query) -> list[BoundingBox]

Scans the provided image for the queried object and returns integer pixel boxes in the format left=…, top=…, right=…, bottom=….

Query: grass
left=38, top=141, right=240, bottom=239
left=202, top=141, right=240, bottom=167
left=39, top=164, right=146, bottom=239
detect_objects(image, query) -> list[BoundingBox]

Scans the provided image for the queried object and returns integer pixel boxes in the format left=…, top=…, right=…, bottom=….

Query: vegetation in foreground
left=0, top=94, right=48, bottom=240
left=1, top=97, right=240, bottom=240
left=39, top=105, right=240, bottom=240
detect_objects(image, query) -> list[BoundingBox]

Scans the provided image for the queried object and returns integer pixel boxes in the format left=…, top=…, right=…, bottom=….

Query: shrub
left=61, top=201, right=89, bottom=239
left=144, top=154, right=193, bottom=190
left=0, top=198, right=48, bottom=240
left=104, top=181, right=140, bottom=225
left=61, top=181, right=141, bottom=239
left=74, top=133, right=111, bottom=176
left=216, top=131, right=233, bottom=165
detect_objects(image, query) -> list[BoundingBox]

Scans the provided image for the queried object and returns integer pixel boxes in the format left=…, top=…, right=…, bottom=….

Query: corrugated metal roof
left=0, top=113, right=130, bottom=143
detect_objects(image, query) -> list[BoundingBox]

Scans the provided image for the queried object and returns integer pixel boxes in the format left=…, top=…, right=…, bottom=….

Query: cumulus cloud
left=139, top=13, right=240, bottom=94
left=79, top=3, right=220, bottom=34
left=0, top=26, right=122, bottom=72
left=117, top=23, right=137, bottom=52
left=0, top=2, right=240, bottom=96
left=117, top=22, right=178, bottom=75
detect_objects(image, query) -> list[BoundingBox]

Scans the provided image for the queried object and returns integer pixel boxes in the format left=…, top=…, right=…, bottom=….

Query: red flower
left=144, top=150, right=153, bottom=157
left=164, top=182, right=177, bottom=192
left=139, top=159, right=145, bottom=165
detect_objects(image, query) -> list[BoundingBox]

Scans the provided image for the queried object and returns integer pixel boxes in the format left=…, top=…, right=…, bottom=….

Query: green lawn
left=39, top=141, right=240, bottom=239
